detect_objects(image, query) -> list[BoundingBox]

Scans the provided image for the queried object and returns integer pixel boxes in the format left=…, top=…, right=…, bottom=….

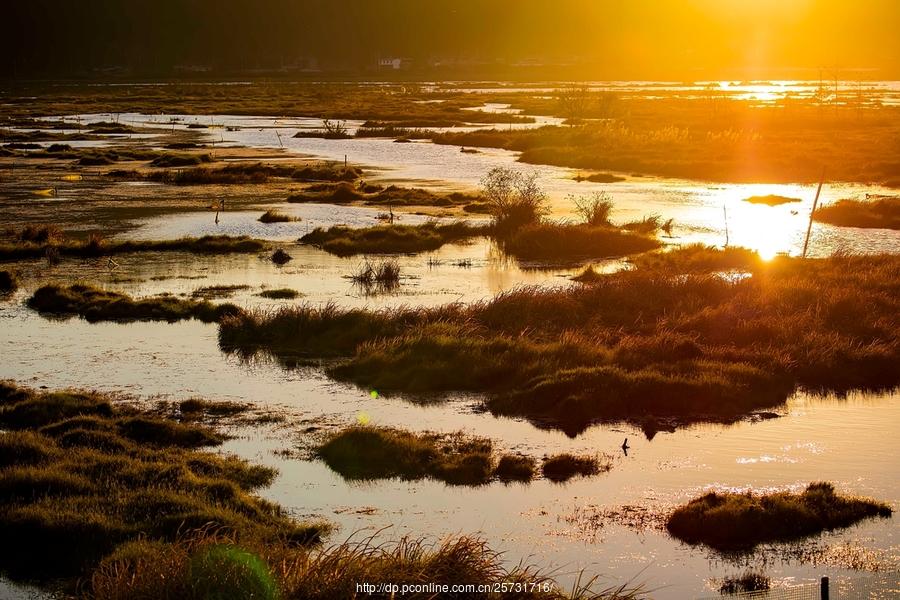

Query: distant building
left=377, top=57, right=411, bottom=70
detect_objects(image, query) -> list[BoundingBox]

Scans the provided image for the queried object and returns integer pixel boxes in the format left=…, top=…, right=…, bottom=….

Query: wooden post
left=802, top=167, right=826, bottom=258
left=820, top=576, right=829, bottom=600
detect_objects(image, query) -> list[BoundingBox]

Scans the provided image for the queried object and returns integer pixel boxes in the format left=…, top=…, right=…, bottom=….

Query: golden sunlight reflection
left=717, top=184, right=812, bottom=259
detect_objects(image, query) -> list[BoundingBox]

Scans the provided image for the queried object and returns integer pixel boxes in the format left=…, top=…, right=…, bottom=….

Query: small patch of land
left=258, top=209, right=300, bottom=223
left=318, top=426, right=600, bottom=485
left=219, top=252, right=900, bottom=435
left=501, top=222, right=660, bottom=262
left=257, top=288, right=301, bottom=300
left=300, top=222, right=487, bottom=256
left=813, top=196, right=900, bottom=230
left=666, top=482, right=893, bottom=551
left=28, top=284, right=241, bottom=323
left=0, top=227, right=268, bottom=262
left=743, top=194, right=801, bottom=206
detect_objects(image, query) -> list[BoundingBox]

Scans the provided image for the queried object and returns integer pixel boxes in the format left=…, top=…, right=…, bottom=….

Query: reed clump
left=27, top=284, right=241, bottom=324
left=301, top=222, right=486, bottom=256
left=813, top=196, right=900, bottom=230
left=541, top=454, right=608, bottom=483
left=666, top=482, right=893, bottom=551
left=258, top=209, right=300, bottom=224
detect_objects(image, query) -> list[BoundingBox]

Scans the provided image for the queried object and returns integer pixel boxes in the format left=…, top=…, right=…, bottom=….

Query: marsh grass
left=0, top=381, right=323, bottom=582
left=813, top=196, right=900, bottom=230
left=628, top=244, right=763, bottom=273
left=301, top=222, right=487, bottom=256
left=190, top=284, right=251, bottom=299
left=541, top=454, right=607, bottom=483
left=257, top=288, right=301, bottom=299
left=501, top=223, right=661, bottom=262
left=494, top=454, right=538, bottom=483
left=220, top=253, right=900, bottom=435
left=318, top=426, right=495, bottom=486
left=666, top=482, right=893, bottom=551
left=258, top=209, right=300, bottom=224
left=0, top=230, right=267, bottom=261
left=148, top=162, right=360, bottom=185
left=270, top=248, right=292, bottom=265
left=349, top=259, right=402, bottom=292
left=27, top=284, right=241, bottom=324
left=719, top=572, right=770, bottom=595
left=88, top=527, right=636, bottom=600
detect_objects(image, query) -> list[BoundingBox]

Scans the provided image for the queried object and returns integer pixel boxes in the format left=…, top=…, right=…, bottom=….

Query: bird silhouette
left=621, top=437, right=630, bottom=455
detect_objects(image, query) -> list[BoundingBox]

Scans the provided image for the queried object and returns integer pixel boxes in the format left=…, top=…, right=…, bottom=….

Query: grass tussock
left=666, top=482, right=893, bottom=551
left=0, top=270, right=18, bottom=293
left=629, top=244, right=763, bottom=273
left=0, top=229, right=267, bottom=261
left=349, top=259, right=401, bottom=289
left=220, top=253, right=900, bottom=435
left=719, top=572, right=770, bottom=595
left=257, top=288, right=301, bottom=300
left=27, top=284, right=241, bottom=324
left=301, top=222, right=487, bottom=256
left=494, top=454, right=538, bottom=483
left=147, top=162, right=360, bottom=186
left=318, top=426, right=495, bottom=486
left=258, top=209, right=300, bottom=224
left=541, top=454, right=607, bottom=483
left=501, top=223, right=661, bottom=262
left=0, top=381, right=322, bottom=582
left=813, top=196, right=900, bottom=230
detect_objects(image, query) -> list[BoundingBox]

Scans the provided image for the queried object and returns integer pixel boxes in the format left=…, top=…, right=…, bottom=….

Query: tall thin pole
left=723, top=202, right=729, bottom=248
left=802, top=167, right=826, bottom=258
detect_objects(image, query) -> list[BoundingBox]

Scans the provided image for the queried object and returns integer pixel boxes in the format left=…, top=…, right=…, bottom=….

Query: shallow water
left=0, top=299, right=896, bottom=599
left=54, top=110, right=900, bottom=260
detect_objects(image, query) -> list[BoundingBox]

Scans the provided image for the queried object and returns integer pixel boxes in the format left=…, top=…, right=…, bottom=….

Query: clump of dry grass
left=301, top=222, right=486, bottom=256
left=667, top=482, right=893, bottom=551
left=258, top=209, right=299, bottom=224
left=813, top=196, right=900, bottom=230
left=27, top=284, right=241, bottom=323
left=541, top=454, right=608, bottom=483
left=349, top=259, right=402, bottom=293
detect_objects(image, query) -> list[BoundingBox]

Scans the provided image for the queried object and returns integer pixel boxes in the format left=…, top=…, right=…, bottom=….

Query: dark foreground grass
left=813, top=196, right=900, bottom=230
left=220, top=253, right=900, bottom=435
left=301, top=222, right=487, bottom=256
left=88, top=529, right=638, bottom=600
left=0, top=381, right=323, bottom=584
left=28, top=284, right=241, bottom=323
left=666, top=482, right=893, bottom=551
left=0, top=230, right=267, bottom=261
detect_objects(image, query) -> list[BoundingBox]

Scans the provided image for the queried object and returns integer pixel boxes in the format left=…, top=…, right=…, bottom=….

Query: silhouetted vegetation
left=629, top=244, right=763, bottom=273
left=349, top=259, right=402, bottom=293
left=0, top=270, right=17, bottom=294
left=494, top=454, right=537, bottom=483
left=27, top=284, right=241, bottom=323
left=541, top=454, right=607, bottom=483
left=258, top=209, right=300, bottom=223
left=667, top=482, right=892, bottom=551
left=257, top=288, right=301, bottom=299
left=813, top=196, right=900, bottom=230
left=221, top=253, right=900, bottom=435
left=318, top=426, right=495, bottom=486
left=301, top=222, right=486, bottom=256
left=719, top=572, right=770, bottom=595
left=270, top=248, right=293, bottom=265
